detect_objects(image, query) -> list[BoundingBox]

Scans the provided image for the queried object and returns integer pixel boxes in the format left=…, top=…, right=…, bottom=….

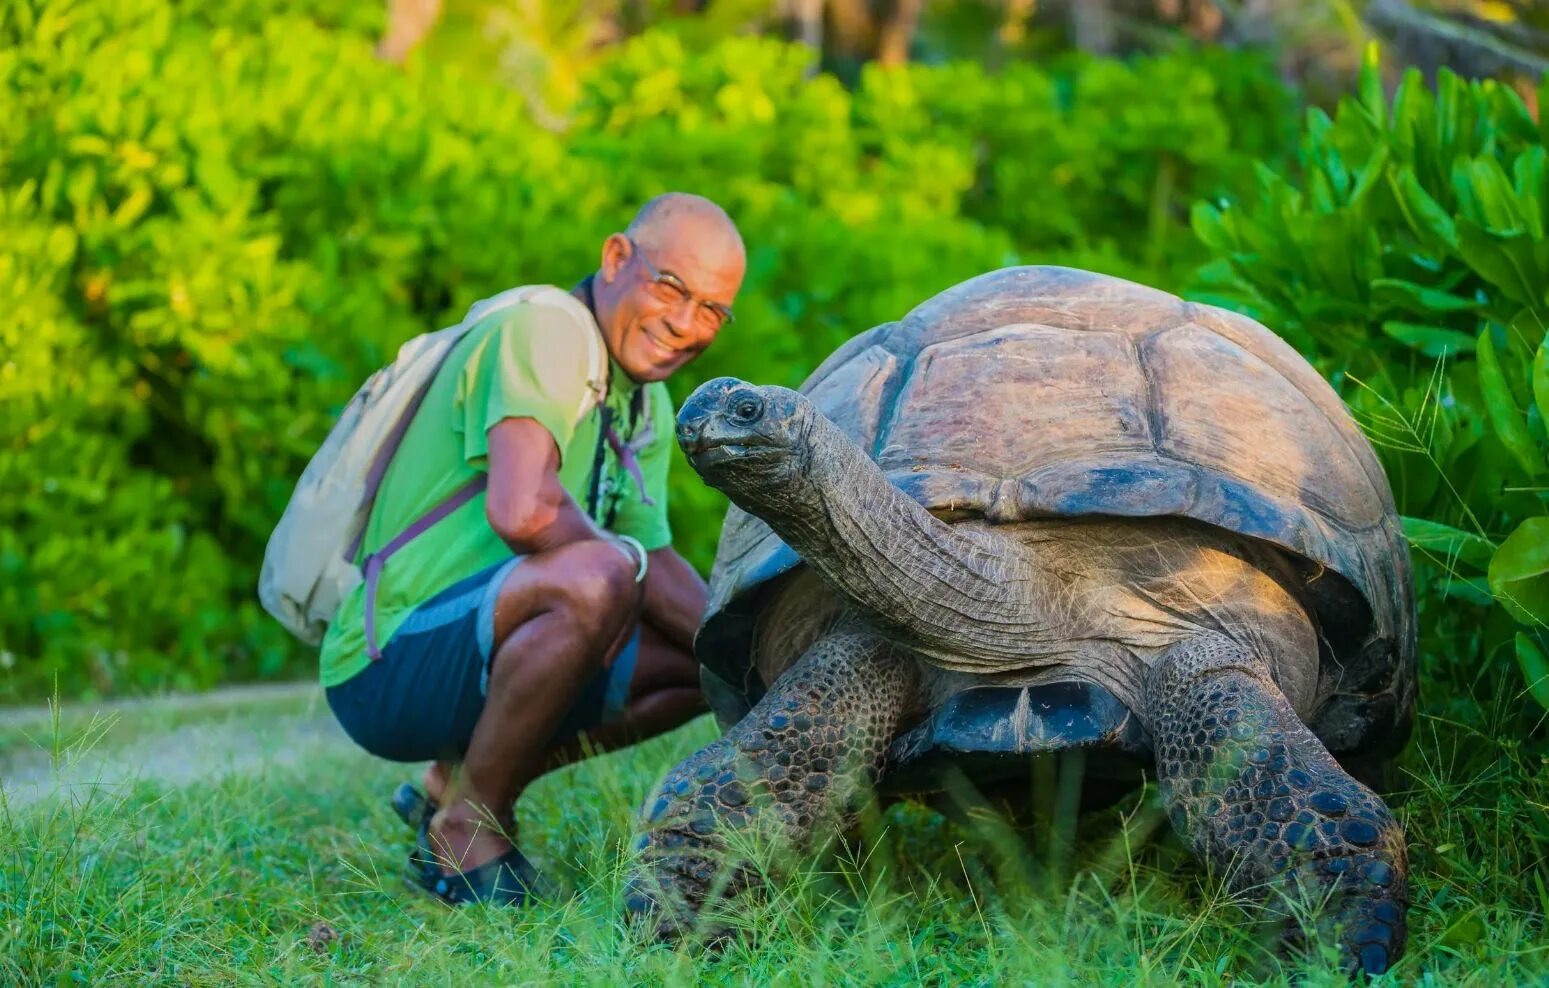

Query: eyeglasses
left=628, top=238, right=735, bottom=334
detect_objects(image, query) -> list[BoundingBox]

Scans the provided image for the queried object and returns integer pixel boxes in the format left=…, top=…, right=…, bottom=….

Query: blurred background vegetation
left=2, top=0, right=1548, bottom=720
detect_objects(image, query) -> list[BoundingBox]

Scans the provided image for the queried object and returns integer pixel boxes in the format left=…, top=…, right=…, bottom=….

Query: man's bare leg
left=541, top=621, right=706, bottom=767
left=427, top=538, right=637, bottom=874
left=419, top=623, right=704, bottom=804
left=422, top=761, right=453, bottom=805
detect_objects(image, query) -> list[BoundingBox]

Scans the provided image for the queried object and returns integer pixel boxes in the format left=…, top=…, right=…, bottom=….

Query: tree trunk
left=1070, top=0, right=1117, bottom=55
left=877, top=0, right=925, bottom=67
left=377, top=0, right=443, bottom=63
left=788, top=0, right=826, bottom=53
left=828, top=0, right=880, bottom=61
left=1365, top=0, right=1549, bottom=80
left=999, top=0, right=1038, bottom=47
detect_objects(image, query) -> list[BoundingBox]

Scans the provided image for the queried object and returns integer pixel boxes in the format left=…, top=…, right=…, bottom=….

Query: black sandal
left=404, top=814, right=540, bottom=907
left=391, top=782, right=435, bottom=830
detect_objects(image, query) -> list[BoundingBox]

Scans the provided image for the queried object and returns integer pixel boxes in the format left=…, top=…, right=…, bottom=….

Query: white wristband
left=614, top=534, right=649, bottom=584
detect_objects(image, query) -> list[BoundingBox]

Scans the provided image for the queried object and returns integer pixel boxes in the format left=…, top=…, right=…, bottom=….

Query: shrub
left=1192, top=45, right=1549, bottom=718
left=0, top=0, right=1292, bottom=698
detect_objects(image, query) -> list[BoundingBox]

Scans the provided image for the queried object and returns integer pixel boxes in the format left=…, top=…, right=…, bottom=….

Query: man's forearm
left=640, top=548, right=709, bottom=653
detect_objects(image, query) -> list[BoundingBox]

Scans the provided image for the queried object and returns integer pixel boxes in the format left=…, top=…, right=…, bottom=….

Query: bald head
left=625, top=193, right=745, bottom=266
left=591, top=193, right=747, bottom=384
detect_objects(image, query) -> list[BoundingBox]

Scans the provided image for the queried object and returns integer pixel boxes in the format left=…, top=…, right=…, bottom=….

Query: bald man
left=320, top=193, right=747, bottom=905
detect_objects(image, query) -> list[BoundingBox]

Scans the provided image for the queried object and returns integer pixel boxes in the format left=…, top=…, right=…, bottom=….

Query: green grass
left=1, top=686, right=1547, bottom=985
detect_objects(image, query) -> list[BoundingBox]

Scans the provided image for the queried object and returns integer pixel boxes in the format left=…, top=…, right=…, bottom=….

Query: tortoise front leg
left=1146, top=635, right=1408, bottom=976
left=625, top=628, right=919, bottom=938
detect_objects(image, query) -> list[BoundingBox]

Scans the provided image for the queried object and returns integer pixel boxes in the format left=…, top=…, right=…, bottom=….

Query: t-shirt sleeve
left=608, top=382, right=675, bottom=551
left=453, top=304, right=593, bottom=468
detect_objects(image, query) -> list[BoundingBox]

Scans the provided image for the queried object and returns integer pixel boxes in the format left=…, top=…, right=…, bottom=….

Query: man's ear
left=599, top=233, right=632, bottom=284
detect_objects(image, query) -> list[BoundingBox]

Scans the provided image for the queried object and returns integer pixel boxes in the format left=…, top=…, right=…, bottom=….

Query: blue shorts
left=325, top=558, right=639, bottom=763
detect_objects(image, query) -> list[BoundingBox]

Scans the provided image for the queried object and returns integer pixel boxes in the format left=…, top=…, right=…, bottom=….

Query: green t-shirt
left=318, top=293, right=674, bottom=688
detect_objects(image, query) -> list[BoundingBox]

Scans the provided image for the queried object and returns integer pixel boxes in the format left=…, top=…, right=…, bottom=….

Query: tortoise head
left=676, top=377, right=813, bottom=496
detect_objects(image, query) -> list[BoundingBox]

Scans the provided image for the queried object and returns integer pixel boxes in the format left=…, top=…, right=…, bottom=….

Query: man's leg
left=541, top=621, right=708, bottom=766
left=419, top=622, right=705, bottom=808
left=428, top=538, right=637, bottom=874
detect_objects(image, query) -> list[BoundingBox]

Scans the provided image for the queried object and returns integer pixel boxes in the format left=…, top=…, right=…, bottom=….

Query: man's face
left=597, top=229, right=745, bottom=384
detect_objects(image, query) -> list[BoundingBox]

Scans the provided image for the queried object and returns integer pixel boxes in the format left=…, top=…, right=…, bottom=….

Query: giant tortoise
left=628, top=266, right=1415, bottom=976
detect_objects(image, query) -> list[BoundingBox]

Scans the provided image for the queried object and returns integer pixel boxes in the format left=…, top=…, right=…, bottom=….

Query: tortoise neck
left=741, top=413, right=1052, bottom=667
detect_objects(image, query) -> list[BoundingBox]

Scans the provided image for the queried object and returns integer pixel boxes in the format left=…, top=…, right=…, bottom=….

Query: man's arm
left=640, top=547, right=708, bottom=653
left=484, top=417, right=600, bottom=554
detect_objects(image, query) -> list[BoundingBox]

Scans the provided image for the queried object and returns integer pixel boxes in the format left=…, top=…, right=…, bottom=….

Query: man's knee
left=488, top=538, right=638, bottom=651
left=548, top=538, right=638, bottom=620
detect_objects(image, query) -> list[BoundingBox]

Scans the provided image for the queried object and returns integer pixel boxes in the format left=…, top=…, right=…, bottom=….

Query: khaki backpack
left=258, top=285, right=608, bottom=650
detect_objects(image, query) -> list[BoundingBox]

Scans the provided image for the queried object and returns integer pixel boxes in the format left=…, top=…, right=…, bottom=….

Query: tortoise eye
left=729, top=393, right=764, bottom=423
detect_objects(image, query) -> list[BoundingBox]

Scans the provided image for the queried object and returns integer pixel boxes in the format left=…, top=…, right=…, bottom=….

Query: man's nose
left=661, top=298, right=697, bottom=340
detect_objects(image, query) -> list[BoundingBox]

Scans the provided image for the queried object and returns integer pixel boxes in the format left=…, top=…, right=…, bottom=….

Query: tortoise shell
left=697, top=267, right=1415, bottom=760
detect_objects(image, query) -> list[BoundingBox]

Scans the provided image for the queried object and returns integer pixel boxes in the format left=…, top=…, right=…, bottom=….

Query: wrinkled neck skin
left=723, top=413, right=1052, bottom=667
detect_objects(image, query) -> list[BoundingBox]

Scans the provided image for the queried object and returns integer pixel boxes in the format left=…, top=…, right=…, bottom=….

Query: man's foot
left=425, top=798, right=517, bottom=877
left=407, top=813, right=540, bottom=907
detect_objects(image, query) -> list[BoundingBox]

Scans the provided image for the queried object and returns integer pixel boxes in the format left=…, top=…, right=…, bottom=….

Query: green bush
left=1192, top=45, right=1549, bottom=719
left=0, top=0, right=1292, bottom=699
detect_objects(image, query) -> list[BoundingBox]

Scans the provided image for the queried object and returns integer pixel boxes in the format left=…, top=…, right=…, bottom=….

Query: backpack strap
left=363, top=474, right=488, bottom=660
left=343, top=341, right=467, bottom=567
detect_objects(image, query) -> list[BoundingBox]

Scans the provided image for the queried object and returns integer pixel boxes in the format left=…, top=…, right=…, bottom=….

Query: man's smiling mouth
left=641, top=329, right=677, bottom=359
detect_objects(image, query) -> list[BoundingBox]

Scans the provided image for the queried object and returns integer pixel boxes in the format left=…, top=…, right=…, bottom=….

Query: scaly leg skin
left=1146, top=635, right=1408, bottom=977
left=625, top=629, right=918, bottom=940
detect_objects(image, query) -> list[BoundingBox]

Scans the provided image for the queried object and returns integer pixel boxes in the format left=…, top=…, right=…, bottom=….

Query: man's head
left=591, top=193, right=747, bottom=384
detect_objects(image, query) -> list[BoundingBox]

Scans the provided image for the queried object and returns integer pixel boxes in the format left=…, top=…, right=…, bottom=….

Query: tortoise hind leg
left=626, top=627, right=919, bottom=938
left=1145, top=634, right=1408, bottom=977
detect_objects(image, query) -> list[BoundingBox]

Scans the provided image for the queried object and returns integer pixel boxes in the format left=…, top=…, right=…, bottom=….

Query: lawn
left=1, top=683, right=1545, bottom=985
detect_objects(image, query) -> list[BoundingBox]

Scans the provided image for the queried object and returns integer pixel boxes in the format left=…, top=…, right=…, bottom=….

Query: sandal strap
left=391, top=782, right=435, bottom=831
left=408, top=817, right=538, bottom=907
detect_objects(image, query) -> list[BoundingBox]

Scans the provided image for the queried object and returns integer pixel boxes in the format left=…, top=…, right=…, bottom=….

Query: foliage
left=1192, top=44, right=1549, bottom=717
left=0, top=0, right=1291, bottom=698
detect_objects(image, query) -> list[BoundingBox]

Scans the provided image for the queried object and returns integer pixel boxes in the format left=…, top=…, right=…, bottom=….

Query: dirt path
left=0, top=682, right=356, bottom=810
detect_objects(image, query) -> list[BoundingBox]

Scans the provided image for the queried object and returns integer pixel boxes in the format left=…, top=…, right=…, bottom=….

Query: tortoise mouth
left=689, top=439, right=785, bottom=471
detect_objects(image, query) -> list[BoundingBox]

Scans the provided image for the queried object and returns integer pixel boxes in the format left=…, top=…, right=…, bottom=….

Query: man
left=319, top=193, right=746, bottom=904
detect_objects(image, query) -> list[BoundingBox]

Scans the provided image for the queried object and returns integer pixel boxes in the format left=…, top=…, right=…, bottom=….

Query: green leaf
left=1535, top=335, right=1549, bottom=427
left=1349, top=143, right=1390, bottom=209
left=1190, top=202, right=1230, bottom=252
left=1457, top=219, right=1540, bottom=307
left=1388, top=68, right=1430, bottom=165
left=1403, top=516, right=1496, bottom=569
left=1442, top=575, right=1495, bottom=607
left=1461, top=157, right=1526, bottom=235
left=1512, top=146, right=1546, bottom=240
left=1390, top=166, right=1458, bottom=250
left=1517, top=632, right=1549, bottom=711
left=1382, top=321, right=1477, bottom=357
left=1489, top=517, right=1549, bottom=626
left=1371, top=278, right=1479, bottom=314
left=1359, top=42, right=1387, bottom=130
left=1491, top=84, right=1539, bottom=144
left=1439, top=908, right=1486, bottom=948
left=1478, top=326, right=1547, bottom=477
